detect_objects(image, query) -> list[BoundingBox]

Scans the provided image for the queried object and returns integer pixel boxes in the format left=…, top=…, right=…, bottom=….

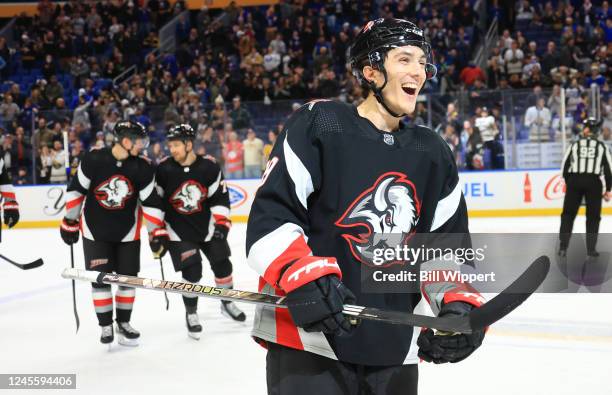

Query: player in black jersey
left=60, top=120, right=169, bottom=346
left=246, top=18, right=486, bottom=394
left=0, top=154, right=20, bottom=241
left=155, top=124, right=246, bottom=340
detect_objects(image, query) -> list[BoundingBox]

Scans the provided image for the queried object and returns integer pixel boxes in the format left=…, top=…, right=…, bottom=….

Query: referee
left=559, top=118, right=612, bottom=257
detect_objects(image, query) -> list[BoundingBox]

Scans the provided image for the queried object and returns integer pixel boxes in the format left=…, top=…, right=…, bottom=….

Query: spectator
left=15, top=166, right=28, bottom=185
left=229, top=96, right=251, bottom=130
left=0, top=94, right=20, bottom=130
left=44, top=75, right=64, bottom=105
left=37, top=144, right=52, bottom=184
left=70, top=56, right=90, bottom=89
left=263, top=46, right=281, bottom=73
left=49, top=140, right=67, bottom=184
left=541, top=41, right=559, bottom=75
left=474, top=107, right=500, bottom=167
left=459, top=61, right=486, bottom=87
left=11, top=126, right=32, bottom=170
left=585, top=64, right=606, bottom=88
left=223, top=131, right=243, bottom=179
left=200, top=126, right=222, bottom=161
left=262, top=129, right=278, bottom=169
left=242, top=128, right=264, bottom=179
left=504, top=40, right=524, bottom=77
left=547, top=85, right=564, bottom=117
left=210, top=96, right=226, bottom=130
left=525, top=98, right=552, bottom=142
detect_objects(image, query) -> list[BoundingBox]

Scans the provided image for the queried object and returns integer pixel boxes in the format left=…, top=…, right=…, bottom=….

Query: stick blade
left=469, top=255, right=550, bottom=331
left=22, top=259, right=44, bottom=270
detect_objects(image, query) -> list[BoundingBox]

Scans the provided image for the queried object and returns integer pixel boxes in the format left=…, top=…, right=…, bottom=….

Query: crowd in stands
left=0, top=0, right=610, bottom=183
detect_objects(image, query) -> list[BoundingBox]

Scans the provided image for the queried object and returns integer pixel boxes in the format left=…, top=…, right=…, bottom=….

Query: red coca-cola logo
left=544, top=174, right=566, bottom=200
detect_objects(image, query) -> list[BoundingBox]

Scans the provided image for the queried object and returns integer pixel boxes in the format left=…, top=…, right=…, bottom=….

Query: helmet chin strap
left=368, top=67, right=406, bottom=118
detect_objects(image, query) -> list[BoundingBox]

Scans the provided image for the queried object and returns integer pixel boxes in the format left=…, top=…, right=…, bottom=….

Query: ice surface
left=1, top=216, right=611, bottom=394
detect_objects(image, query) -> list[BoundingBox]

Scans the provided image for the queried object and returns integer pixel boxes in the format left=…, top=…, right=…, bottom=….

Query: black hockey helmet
left=349, top=18, right=437, bottom=118
left=113, top=120, right=149, bottom=149
left=582, top=117, right=602, bottom=135
left=167, top=123, right=196, bottom=141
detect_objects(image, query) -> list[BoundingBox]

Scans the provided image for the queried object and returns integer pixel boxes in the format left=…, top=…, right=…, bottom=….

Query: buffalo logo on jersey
left=335, top=172, right=421, bottom=267
left=170, top=180, right=208, bottom=214
left=94, top=175, right=134, bottom=209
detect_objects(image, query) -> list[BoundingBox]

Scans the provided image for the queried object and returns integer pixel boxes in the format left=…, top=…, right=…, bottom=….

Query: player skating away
left=155, top=124, right=246, bottom=340
left=59, top=121, right=168, bottom=346
left=0, top=153, right=20, bottom=240
left=246, top=18, right=486, bottom=394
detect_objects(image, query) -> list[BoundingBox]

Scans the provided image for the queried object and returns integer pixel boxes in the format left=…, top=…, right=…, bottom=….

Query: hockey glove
left=280, top=257, right=356, bottom=336
left=149, top=228, right=169, bottom=258
left=60, top=218, right=80, bottom=245
left=3, top=201, right=19, bottom=228
left=212, top=224, right=229, bottom=241
left=417, top=301, right=485, bottom=364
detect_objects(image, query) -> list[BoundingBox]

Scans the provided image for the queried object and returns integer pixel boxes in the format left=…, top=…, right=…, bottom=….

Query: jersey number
left=260, top=157, right=279, bottom=187
left=580, top=147, right=596, bottom=159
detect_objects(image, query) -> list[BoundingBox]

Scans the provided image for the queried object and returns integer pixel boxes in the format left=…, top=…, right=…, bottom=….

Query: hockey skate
left=220, top=301, right=246, bottom=322
left=186, top=312, right=202, bottom=340
left=100, top=325, right=114, bottom=345
left=116, top=322, right=140, bottom=347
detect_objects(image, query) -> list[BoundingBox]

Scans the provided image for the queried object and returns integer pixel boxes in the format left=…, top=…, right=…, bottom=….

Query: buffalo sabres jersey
left=155, top=155, right=231, bottom=242
left=246, top=100, right=481, bottom=366
left=65, top=147, right=164, bottom=242
left=0, top=154, right=17, bottom=204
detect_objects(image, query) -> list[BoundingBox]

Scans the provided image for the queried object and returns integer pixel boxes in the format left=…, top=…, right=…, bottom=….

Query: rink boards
left=7, top=169, right=612, bottom=229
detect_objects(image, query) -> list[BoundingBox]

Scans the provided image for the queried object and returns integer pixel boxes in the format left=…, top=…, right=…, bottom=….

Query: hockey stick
left=158, top=257, right=170, bottom=310
left=0, top=254, right=44, bottom=270
left=69, top=245, right=80, bottom=333
left=62, top=256, right=550, bottom=334
left=63, top=131, right=80, bottom=333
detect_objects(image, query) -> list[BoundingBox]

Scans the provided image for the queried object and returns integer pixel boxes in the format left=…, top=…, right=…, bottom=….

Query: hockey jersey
left=65, top=147, right=164, bottom=242
left=0, top=156, right=17, bottom=204
left=155, top=155, right=231, bottom=242
left=246, top=100, right=482, bottom=366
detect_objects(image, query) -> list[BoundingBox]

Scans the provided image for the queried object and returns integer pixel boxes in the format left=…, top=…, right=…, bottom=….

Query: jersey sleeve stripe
left=139, top=179, right=156, bottom=201
left=208, top=171, right=222, bottom=197
left=210, top=205, right=230, bottom=218
left=247, top=222, right=312, bottom=286
left=430, top=182, right=462, bottom=231
left=77, top=162, right=91, bottom=190
left=283, top=133, right=314, bottom=210
left=142, top=207, right=164, bottom=227
left=66, top=193, right=85, bottom=210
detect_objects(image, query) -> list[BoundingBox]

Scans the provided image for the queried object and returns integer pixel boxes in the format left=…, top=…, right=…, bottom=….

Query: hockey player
left=155, top=124, right=246, bottom=340
left=559, top=117, right=612, bottom=257
left=246, top=18, right=486, bottom=394
left=59, top=121, right=168, bottom=346
left=0, top=154, right=20, bottom=240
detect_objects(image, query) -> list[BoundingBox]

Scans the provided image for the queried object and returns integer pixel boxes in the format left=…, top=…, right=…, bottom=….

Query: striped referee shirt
left=562, top=137, right=612, bottom=191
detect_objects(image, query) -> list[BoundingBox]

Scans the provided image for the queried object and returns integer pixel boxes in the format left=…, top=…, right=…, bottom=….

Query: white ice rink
left=1, top=217, right=612, bottom=395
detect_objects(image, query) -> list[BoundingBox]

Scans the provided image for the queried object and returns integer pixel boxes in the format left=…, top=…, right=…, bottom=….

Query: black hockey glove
left=212, top=224, right=229, bottom=241
left=60, top=218, right=80, bottom=245
left=417, top=301, right=485, bottom=364
left=149, top=228, right=169, bottom=258
left=3, top=201, right=19, bottom=228
left=285, top=275, right=356, bottom=336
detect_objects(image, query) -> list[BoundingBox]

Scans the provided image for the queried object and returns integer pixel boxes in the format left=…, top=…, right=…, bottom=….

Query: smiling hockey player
left=246, top=18, right=486, bottom=394
left=156, top=124, right=246, bottom=340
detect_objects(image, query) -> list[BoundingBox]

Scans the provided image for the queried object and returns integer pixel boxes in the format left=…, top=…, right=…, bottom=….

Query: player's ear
left=362, top=65, right=378, bottom=85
